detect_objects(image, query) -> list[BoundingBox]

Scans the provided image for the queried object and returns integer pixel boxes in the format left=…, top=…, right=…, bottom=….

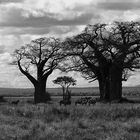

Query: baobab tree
left=102, top=21, right=140, bottom=100
left=53, top=76, right=76, bottom=101
left=63, top=21, right=140, bottom=101
left=63, top=24, right=112, bottom=101
left=13, top=37, right=64, bottom=103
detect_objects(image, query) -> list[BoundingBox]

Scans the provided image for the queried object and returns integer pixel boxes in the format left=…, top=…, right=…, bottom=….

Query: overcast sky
left=0, top=0, right=140, bottom=88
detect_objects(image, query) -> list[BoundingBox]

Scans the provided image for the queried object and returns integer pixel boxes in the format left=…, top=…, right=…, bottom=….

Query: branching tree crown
left=53, top=76, right=76, bottom=89
left=63, top=21, right=140, bottom=101
left=53, top=76, right=76, bottom=101
left=13, top=37, right=65, bottom=103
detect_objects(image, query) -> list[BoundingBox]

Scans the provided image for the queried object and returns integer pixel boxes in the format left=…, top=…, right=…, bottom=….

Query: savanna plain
left=0, top=87, right=140, bottom=140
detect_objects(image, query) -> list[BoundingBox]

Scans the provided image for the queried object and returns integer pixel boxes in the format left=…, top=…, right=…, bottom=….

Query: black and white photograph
left=0, top=0, right=140, bottom=139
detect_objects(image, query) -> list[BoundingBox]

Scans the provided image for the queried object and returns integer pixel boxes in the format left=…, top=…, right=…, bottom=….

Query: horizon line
left=0, top=86, right=139, bottom=89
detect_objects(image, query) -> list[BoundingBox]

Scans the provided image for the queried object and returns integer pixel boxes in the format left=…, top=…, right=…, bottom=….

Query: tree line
left=13, top=21, right=140, bottom=103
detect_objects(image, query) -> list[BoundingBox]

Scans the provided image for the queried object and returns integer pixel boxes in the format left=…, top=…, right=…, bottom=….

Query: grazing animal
left=75, top=98, right=86, bottom=105
left=75, top=97, right=92, bottom=105
left=59, top=100, right=71, bottom=106
left=75, top=99, right=82, bottom=105
left=11, top=100, right=19, bottom=105
left=88, top=98, right=96, bottom=105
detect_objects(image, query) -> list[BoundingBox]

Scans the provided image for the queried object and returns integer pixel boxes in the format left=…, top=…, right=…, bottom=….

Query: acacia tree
left=13, top=37, right=64, bottom=103
left=63, top=22, right=140, bottom=101
left=53, top=76, right=76, bottom=100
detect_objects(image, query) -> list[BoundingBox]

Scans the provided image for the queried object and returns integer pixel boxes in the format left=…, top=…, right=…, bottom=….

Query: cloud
left=0, top=52, right=12, bottom=64
left=0, top=2, right=98, bottom=37
left=0, top=7, right=97, bottom=28
left=0, top=0, right=140, bottom=88
left=97, top=1, right=140, bottom=11
left=123, top=71, right=140, bottom=87
left=0, top=0, right=100, bottom=38
left=0, top=52, right=19, bottom=88
left=0, top=64, right=32, bottom=88
left=0, top=45, right=5, bottom=53
left=0, top=35, right=25, bottom=52
left=0, top=0, right=24, bottom=4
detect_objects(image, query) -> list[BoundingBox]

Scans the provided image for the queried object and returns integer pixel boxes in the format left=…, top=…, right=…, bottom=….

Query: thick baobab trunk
left=34, top=80, right=49, bottom=103
left=109, top=65, right=122, bottom=101
left=98, top=76, right=110, bottom=101
left=98, top=64, right=122, bottom=102
left=98, top=62, right=110, bottom=101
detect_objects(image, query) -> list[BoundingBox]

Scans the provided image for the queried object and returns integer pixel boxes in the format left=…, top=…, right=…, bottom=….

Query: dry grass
left=0, top=102, right=140, bottom=140
left=0, top=86, right=140, bottom=97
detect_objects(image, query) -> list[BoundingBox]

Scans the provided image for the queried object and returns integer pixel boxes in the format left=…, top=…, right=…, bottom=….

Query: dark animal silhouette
left=11, top=100, right=20, bottom=105
left=75, top=98, right=87, bottom=105
left=75, top=97, right=92, bottom=105
left=88, top=98, right=96, bottom=105
left=59, top=100, right=71, bottom=106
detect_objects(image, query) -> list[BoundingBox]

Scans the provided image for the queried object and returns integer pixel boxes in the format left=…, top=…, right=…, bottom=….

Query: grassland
left=0, top=87, right=98, bottom=97
left=0, top=86, right=140, bottom=97
left=0, top=103, right=140, bottom=140
left=0, top=87, right=140, bottom=140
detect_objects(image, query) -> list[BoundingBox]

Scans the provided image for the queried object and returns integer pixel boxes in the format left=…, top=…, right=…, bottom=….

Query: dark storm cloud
left=0, top=8, right=98, bottom=28
left=3, top=26, right=77, bottom=35
left=98, top=1, right=140, bottom=11
left=0, top=6, right=87, bottom=35
left=0, top=2, right=101, bottom=35
left=0, top=1, right=101, bottom=36
left=24, top=26, right=77, bottom=35
left=21, top=12, right=95, bottom=27
left=0, top=0, right=24, bottom=4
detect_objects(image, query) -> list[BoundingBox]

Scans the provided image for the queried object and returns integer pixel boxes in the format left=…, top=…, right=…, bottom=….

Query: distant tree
left=53, top=76, right=76, bottom=101
left=63, top=21, right=140, bottom=102
left=13, top=37, right=64, bottom=103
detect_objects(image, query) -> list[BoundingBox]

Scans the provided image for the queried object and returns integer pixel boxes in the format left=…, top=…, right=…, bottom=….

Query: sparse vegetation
left=0, top=102, right=140, bottom=140
left=1, top=87, right=140, bottom=97
left=0, top=87, right=139, bottom=140
left=0, top=87, right=139, bottom=139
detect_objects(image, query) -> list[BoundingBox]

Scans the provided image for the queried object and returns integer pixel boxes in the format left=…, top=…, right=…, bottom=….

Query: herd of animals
left=10, top=97, right=96, bottom=106
left=11, top=97, right=96, bottom=106
left=0, top=95, right=97, bottom=106
left=59, top=97, right=96, bottom=106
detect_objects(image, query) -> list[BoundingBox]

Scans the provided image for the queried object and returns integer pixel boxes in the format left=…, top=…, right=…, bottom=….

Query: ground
left=0, top=102, right=140, bottom=140
left=0, top=87, right=140, bottom=140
